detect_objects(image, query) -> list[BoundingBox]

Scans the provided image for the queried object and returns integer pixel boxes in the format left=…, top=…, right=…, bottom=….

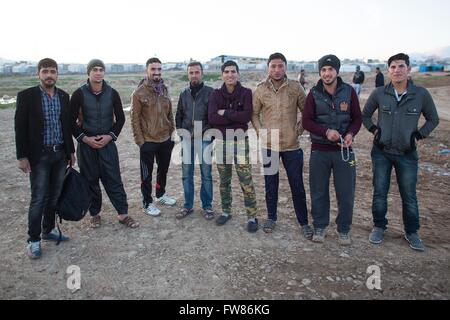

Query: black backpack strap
left=56, top=217, right=62, bottom=246
left=55, top=165, right=73, bottom=246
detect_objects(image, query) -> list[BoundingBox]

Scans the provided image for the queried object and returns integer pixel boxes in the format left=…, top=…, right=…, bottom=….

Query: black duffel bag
left=56, top=167, right=92, bottom=222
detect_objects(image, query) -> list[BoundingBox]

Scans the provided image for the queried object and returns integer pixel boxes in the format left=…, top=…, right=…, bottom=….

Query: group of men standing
left=15, top=52, right=439, bottom=259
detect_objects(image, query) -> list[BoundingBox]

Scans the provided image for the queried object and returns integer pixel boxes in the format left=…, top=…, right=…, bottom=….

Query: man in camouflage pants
left=208, top=60, right=258, bottom=233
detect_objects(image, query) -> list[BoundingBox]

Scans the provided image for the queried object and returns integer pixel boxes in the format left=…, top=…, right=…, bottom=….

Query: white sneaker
left=143, top=203, right=161, bottom=216
left=155, top=194, right=176, bottom=206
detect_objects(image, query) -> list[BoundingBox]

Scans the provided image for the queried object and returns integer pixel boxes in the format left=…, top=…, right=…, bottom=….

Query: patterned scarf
left=148, top=78, right=165, bottom=96
left=137, top=77, right=166, bottom=96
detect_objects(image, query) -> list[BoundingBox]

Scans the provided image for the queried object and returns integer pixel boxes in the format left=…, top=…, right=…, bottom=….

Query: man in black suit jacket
left=15, top=58, right=75, bottom=259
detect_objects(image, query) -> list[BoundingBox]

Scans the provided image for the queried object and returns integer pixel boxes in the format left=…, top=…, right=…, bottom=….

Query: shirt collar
left=39, top=85, right=58, bottom=97
left=267, top=76, right=288, bottom=91
left=394, top=88, right=407, bottom=102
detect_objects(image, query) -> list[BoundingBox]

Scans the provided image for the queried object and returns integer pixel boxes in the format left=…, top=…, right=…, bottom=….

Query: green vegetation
left=178, top=72, right=222, bottom=83
left=0, top=102, right=15, bottom=109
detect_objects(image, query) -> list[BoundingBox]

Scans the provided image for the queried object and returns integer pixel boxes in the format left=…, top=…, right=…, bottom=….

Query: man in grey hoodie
left=363, top=53, right=439, bottom=251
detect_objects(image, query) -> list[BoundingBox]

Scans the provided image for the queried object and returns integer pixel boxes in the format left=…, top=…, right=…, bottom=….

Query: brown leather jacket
left=252, top=77, right=306, bottom=151
left=130, top=79, right=175, bottom=146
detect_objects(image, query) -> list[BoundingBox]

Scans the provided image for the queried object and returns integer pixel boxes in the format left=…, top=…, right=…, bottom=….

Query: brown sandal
left=90, top=215, right=101, bottom=228
left=176, top=208, right=193, bottom=220
left=119, top=216, right=139, bottom=228
left=202, top=209, right=215, bottom=220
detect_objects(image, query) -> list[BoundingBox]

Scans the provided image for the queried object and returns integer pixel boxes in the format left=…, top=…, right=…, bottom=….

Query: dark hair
left=300, top=69, right=305, bottom=72
left=221, top=60, right=239, bottom=73
left=376, top=67, right=380, bottom=71
left=37, top=58, right=58, bottom=72
left=267, top=52, right=287, bottom=66
left=388, top=53, right=410, bottom=67
left=146, top=57, right=162, bottom=67
left=187, top=61, right=203, bottom=72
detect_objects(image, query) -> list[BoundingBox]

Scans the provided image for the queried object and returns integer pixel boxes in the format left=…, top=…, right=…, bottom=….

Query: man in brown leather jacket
left=130, top=57, right=176, bottom=217
left=252, top=52, right=310, bottom=238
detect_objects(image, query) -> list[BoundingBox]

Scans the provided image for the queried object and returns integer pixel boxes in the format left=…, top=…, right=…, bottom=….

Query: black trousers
left=309, top=150, right=356, bottom=233
left=77, top=141, right=128, bottom=216
left=140, top=138, right=174, bottom=207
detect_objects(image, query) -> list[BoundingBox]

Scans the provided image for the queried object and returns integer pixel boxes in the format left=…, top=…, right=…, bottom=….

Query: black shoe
left=216, top=214, right=232, bottom=226
left=247, top=218, right=259, bottom=233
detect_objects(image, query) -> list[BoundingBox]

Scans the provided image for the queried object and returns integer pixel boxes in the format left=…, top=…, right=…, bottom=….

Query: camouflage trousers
left=215, top=138, right=257, bottom=218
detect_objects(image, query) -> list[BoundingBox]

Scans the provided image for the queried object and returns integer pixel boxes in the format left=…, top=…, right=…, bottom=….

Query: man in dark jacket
left=302, top=54, right=362, bottom=245
left=15, top=58, right=75, bottom=259
left=71, top=59, right=139, bottom=229
left=208, top=60, right=258, bottom=233
left=363, top=53, right=439, bottom=251
left=175, top=62, right=215, bottom=220
left=375, top=67, right=384, bottom=88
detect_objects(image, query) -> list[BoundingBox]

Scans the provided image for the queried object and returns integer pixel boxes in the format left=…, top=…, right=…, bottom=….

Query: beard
left=41, top=78, right=56, bottom=89
left=323, top=77, right=336, bottom=85
left=152, top=75, right=161, bottom=82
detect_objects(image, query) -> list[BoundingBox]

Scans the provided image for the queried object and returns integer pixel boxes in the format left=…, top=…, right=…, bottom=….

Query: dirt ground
left=0, top=73, right=449, bottom=300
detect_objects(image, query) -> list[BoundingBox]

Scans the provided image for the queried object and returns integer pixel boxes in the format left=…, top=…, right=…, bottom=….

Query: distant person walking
left=175, top=62, right=215, bottom=220
left=352, top=65, right=365, bottom=96
left=130, top=57, right=177, bottom=217
left=15, top=58, right=75, bottom=259
left=71, top=59, right=139, bottom=229
left=363, top=53, right=439, bottom=252
left=375, top=67, right=384, bottom=88
left=302, top=54, right=362, bottom=245
left=298, top=69, right=307, bottom=90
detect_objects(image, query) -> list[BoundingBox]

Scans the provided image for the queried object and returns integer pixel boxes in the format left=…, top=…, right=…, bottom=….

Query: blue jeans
left=181, top=139, right=213, bottom=210
left=262, top=148, right=308, bottom=225
left=371, top=146, right=420, bottom=233
left=353, top=83, right=362, bottom=96
left=28, top=150, right=67, bottom=242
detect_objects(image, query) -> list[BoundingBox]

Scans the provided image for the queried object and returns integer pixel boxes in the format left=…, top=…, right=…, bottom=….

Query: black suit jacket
left=15, top=86, right=75, bottom=166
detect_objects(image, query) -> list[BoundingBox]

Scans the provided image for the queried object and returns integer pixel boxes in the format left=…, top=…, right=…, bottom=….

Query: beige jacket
left=130, top=80, right=175, bottom=146
left=252, top=77, right=306, bottom=151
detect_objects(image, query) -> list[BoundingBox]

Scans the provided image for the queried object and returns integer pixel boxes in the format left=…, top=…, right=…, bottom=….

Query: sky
left=1, top=0, right=450, bottom=64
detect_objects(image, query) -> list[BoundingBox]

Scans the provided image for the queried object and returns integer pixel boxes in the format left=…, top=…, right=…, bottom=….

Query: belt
left=43, top=144, right=64, bottom=152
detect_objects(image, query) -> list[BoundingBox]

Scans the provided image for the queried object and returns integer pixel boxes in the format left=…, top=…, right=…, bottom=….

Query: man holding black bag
left=15, top=58, right=75, bottom=259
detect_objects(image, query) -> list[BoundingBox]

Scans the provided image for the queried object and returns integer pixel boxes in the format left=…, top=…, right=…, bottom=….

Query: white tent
left=340, top=64, right=371, bottom=73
